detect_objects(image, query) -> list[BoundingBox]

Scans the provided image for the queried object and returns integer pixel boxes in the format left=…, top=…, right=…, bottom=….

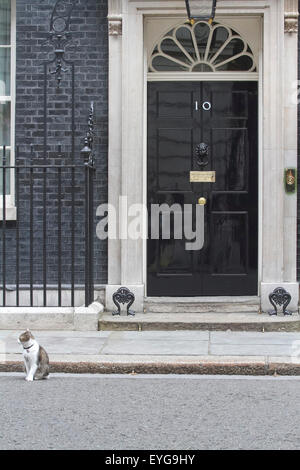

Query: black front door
left=147, top=81, right=258, bottom=296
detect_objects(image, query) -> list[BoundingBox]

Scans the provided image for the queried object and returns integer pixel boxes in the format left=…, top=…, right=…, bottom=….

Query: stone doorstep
left=0, top=306, right=299, bottom=332
left=0, top=302, right=104, bottom=331
left=144, top=297, right=261, bottom=314
left=99, top=312, right=300, bottom=332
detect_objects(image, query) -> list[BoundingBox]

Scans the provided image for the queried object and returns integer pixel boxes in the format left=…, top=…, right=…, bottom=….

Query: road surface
left=0, top=373, right=299, bottom=450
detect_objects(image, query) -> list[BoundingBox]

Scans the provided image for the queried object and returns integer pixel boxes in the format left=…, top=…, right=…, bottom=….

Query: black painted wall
left=2, top=0, right=108, bottom=289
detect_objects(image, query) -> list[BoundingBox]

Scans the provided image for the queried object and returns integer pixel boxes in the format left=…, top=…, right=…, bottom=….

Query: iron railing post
left=82, top=140, right=92, bottom=307
left=82, top=102, right=95, bottom=307
left=57, top=144, right=62, bottom=307
left=88, top=161, right=94, bottom=305
left=15, top=146, right=20, bottom=306
left=2, top=147, right=6, bottom=306
left=29, top=145, right=34, bottom=306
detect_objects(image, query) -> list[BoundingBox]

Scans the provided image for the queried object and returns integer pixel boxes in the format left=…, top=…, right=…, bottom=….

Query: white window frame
left=148, top=20, right=257, bottom=75
left=0, top=0, right=16, bottom=220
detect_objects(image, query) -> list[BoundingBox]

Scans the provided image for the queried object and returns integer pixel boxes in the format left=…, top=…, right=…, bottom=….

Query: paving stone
left=109, top=331, right=210, bottom=341
left=210, top=331, right=300, bottom=345
left=100, top=339, right=209, bottom=356
left=210, top=344, right=296, bottom=357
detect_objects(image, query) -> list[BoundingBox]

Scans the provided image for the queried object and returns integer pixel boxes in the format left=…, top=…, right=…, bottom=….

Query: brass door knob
left=198, top=197, right=207, bottom=205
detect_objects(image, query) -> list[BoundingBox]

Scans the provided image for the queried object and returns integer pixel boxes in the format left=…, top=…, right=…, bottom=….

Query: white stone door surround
left=106, top=0, right=299, bottom=313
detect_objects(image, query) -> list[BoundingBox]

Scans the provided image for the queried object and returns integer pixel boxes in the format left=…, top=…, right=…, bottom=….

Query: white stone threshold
left=144, top=297, right=260, bottom=314
left=145, top=296, right=260, bottom=304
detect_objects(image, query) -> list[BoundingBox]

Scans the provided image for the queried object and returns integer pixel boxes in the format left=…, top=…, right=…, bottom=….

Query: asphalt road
left=1, top=373, right=300, bottom=450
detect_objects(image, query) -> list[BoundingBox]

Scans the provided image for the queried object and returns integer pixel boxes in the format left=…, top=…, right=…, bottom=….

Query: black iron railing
left=0, top=107, right=96, bottom=308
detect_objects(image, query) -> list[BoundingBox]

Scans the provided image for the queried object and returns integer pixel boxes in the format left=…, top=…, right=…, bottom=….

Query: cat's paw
left=25, top=376, right=33, bottom=382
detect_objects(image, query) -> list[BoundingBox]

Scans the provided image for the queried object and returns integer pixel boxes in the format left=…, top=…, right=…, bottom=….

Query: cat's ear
left=26, top=328, right=30, bottom=332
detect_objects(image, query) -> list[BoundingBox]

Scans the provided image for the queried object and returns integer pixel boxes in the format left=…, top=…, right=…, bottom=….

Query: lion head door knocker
left=195, top=143, right=209, bottom=168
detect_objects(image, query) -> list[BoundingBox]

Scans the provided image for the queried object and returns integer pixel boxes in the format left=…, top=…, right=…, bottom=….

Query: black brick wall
left=2, top=0, right=108, bottom=289
left=4, top=1, right=300, bottom=294
left=297, top=1, right=300, bottom=281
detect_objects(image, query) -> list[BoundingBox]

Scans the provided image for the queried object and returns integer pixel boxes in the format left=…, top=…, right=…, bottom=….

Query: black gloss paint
left=147, top=81, right=258, bottom=296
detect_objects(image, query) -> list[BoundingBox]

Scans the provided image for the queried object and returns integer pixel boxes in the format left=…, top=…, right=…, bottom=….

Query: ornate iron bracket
left=195, top=143, right=209, bottom=168
left=112, top=287, right=135, bottom=316
left=45, top=0, right=77, bottom=88
left=268, top=287, right=292, bottom=316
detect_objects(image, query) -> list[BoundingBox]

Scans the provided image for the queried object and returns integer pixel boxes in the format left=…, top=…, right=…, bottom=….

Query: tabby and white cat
left=18, top=329, right=49, bottom=381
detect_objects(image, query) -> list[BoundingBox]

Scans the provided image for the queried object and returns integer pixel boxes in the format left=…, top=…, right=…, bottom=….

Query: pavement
left=2, top=329, right=300, bottom=375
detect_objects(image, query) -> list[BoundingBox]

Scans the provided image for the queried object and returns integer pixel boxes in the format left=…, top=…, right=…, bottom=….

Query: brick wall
left=297, top=1, right=300, bottom=281
left=2, top=0, right=108, bottom=290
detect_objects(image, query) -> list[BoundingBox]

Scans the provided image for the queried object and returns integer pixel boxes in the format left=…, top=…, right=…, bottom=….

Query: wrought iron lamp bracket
left=44, top=0, right=78, bottom=88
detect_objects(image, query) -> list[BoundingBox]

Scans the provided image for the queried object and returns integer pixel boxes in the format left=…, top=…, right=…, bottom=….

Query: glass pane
left=152, top=55, right=188, bottom=72
left=176, top=27, right=196, bottom=61
left=0, top=48, right=11, bottom=95
left=188, top=0, right=213, bottom=19
left=160, top=38, right=191, bottom=66
left=194, top=22, right=210, bottom=59
left=208, top=26, right=229, bottom=60
left=216, top=55, right=254, bottom=71
left=0, top=149, right=11, bottom=194
left=214, top=38, right=245, bottom=65
left=0, top=0, right=11, bottom=45
left=192, top=62, right=214, bottom=71
left=0, top=102, right=11, bottom=145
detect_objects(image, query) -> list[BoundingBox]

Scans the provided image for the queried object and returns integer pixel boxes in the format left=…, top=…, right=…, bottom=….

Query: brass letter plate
left=190, top=171, right=216, bottom=183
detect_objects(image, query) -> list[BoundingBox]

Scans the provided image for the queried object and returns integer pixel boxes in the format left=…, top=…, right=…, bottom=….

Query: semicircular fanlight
left=149, top=21, right=256, bottom=73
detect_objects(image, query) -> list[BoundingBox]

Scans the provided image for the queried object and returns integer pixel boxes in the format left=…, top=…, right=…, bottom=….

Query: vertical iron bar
left=29, top=145, right=34, bottom=306
left=43, top=165, right=47, bottom=306
left=43, top=63, right=48, bottom=161
left=2, top=147, right=6, bottom=306
left=71, top=63, right=75, bottom=307
left=15, top=146, right=20, bottom=306
left=57, top=147, right=62, bottom=307
left=43, top=54, right=48, bottom=308
left=89, top=167, right=94, bottom=305
left=85, top=162, right=90, bottom=307
left=71, top=63, right=75, bottom=162
left=71, top=166, right=75, bottom=307
left=82, top=103, right=95, bottom=307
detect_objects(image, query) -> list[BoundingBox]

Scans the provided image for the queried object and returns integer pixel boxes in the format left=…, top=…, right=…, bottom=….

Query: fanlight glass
left=185, top=0, right=217, bottom=21
left=149, top=21, right=256, bottom=73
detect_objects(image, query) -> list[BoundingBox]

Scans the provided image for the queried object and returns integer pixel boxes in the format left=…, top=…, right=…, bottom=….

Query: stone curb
left=2, top=360, right=300, bottom=375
